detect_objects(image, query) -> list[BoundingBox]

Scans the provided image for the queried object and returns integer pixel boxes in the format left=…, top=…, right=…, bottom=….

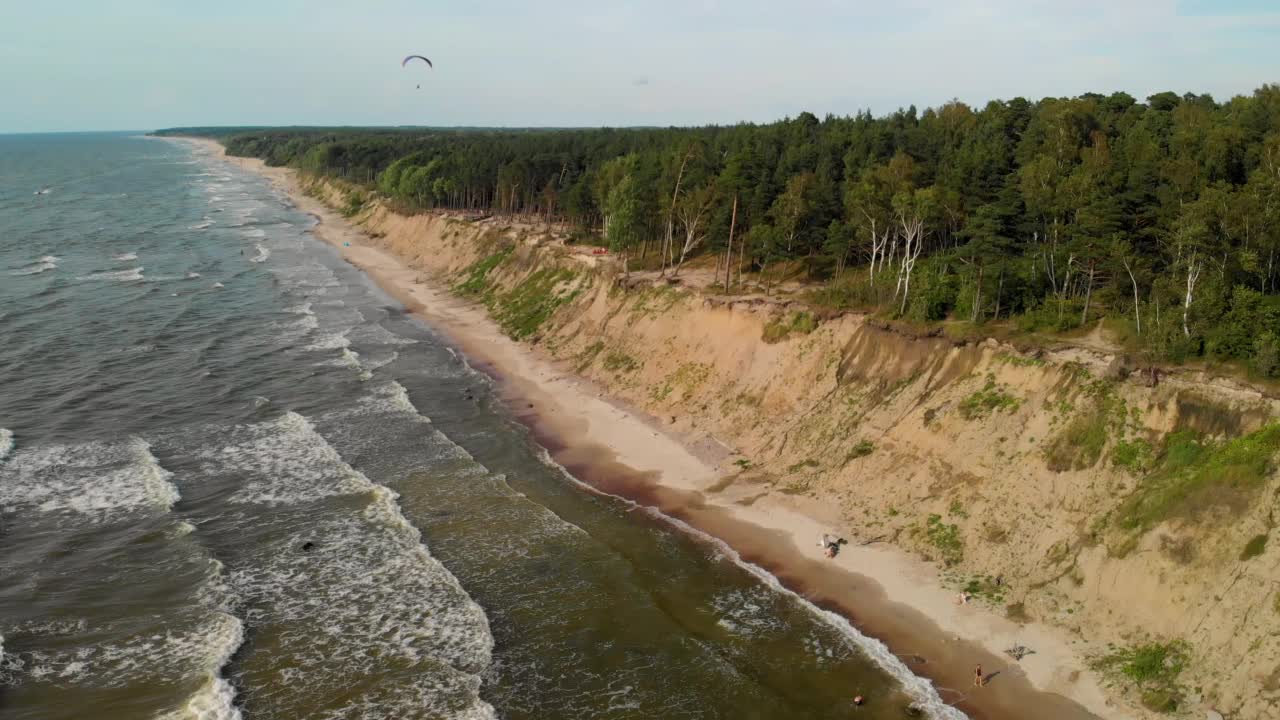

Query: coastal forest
left=163, top=84, right=1280, bottom=376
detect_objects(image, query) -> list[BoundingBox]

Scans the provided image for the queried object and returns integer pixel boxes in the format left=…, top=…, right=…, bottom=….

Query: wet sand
left=175, top=136, right=1127, bottom=720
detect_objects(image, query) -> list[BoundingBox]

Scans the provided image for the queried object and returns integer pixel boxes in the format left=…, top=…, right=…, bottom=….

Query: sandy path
left=169, top=136, right=1129, bottom=720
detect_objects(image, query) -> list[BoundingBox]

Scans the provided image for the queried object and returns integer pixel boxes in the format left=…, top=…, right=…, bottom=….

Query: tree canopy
left=159, top=84, right=1280, bottom=376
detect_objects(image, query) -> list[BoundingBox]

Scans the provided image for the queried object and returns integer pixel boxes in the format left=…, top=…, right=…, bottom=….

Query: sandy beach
left=177, top=136, right=1127, bottom=720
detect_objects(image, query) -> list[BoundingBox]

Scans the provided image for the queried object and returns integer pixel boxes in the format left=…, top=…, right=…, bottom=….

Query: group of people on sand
left=817, top=529, right=1005, bottom=710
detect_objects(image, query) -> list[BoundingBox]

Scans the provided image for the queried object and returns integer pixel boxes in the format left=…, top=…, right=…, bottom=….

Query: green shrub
left=762, top=312, right=818, bottom=343
left=340, top=190, right=368, bottom=217
left=1016, top=298, right=1085, bottom=333
left=1092, top=641, right=1189, bottom=714
left=958, top=376, right=1021, bottom=419
left=602, top=350, right=640, bottom=373
left=1116, top=425, right=1280, bottom=533
left=456, top=246, right=514, bottom=296
left=1112, top=439, right=1154, bottom=475
left=1046, top=411, right=1108, bottom=471
left=925, top=514, right=963, bottom=566
left=786, top=459, right=820, bottom=473
left=1254, top=332, right=1280, bottom=378
left=1241, top=533, right=1269, bottom=561
left=846, top=439, right=875, bottom=461
left=489, top=267, right=581, bottom=339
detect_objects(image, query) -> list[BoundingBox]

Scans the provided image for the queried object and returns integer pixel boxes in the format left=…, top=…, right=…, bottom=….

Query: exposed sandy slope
left=173, top=137, right=1280, bottom=720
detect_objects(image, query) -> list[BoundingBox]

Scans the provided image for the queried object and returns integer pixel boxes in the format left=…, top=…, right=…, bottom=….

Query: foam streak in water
left=10, top=260, right=58, bottom=275
left=77, top=267, right=144, bottom=282
left=0, top=437, right=179, bottom=518
left=156, top=614, right=244, bottom=720
left=182, top=407, right=496, bottom=718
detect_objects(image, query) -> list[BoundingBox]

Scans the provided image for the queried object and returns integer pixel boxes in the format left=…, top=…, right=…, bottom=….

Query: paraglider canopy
left=402, top=55, right=433, bottom=68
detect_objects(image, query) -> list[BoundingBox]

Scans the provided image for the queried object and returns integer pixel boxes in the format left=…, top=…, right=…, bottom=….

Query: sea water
left=0, top=133, right=963, bottom=719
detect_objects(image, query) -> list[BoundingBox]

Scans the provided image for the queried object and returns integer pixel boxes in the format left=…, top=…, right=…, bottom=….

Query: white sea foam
left=711, top=587, right=789, bottom=637
left=155, top=614, right=244, bottom=720
left=212, top=282, right=224, bottom=289
left=11, top=613, right=243, bottom=698
left=344, top=324, right=418, bottom=346
left=77, top=267, right=144, bottom=282
left=284, top=313, right=319, bottom=332
left=356, top=350, right=398, bottom=372
left=179, top=408, right=496, bottom=717
left=37, top=255, right=59, bottom=263
left=304, top=331, right=351, bottom=352
left=10, top=260, right=57, bottom=275
left=321, top=347, right=371, bottom=380
left=249, top=244, right=269, bottom=263
left=0, top=438, right=179, bottom=518
left=532, top=448, right=967, bottom=720
left=186, top=272, right=201, bottom=279
left=113, top=252, right=138, bottom=261
left=0, top=429, right=13, bottom=463
left=188, top=220, right=213, bottom=230
left=221, top=492, right=494, bottom=715
left=201, top=412, right=375, bottom=505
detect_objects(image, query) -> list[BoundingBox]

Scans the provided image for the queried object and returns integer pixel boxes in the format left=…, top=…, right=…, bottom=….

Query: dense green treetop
left=156, top=84, right=1280, bottom=375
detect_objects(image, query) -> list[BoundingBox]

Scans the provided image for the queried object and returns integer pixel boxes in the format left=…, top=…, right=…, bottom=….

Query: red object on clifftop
left=592, top=248, right=607, bottom=255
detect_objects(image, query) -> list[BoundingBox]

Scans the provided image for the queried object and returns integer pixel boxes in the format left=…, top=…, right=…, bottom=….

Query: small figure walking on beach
left=974, top=664, right=984, bottom=688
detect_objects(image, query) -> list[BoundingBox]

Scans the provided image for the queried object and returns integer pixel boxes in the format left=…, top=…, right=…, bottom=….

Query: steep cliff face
left=321, top=179, right=1280, bottom=718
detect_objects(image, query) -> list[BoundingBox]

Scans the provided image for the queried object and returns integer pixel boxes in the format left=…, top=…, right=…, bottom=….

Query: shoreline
left=175, top=136, right=1125, bottom=720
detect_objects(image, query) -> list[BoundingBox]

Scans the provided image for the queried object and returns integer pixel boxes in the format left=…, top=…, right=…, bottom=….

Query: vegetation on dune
left=489, top=267, right=582, bottom=340
left=1046, top=411, right=1110, bottom=471
left=602, top=349, right=640, bottom=373
left=924, top=513, right=964, bottom=566
left=762, top=311, right=818, bottom=343
left=1114, top=424, right=1280, bottom=538
left=1092, top=641, right=1190, bottom=713
left=845, top=438, right=875, bottom=461
left=173, top=83, right=1280, bottom=374
left=957, top=375, right=1021, bottom=419
left=340, top=189, right=368, bottom=218
left=1112, top=437, right=1155, bottom=475
left=1241, top=532, right=1269, bottom=561
left=456, top=246, right=514, bottom=296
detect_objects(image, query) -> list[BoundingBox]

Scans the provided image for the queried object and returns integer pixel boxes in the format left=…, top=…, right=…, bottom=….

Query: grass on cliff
left=762, top=311, right=818, bottom=343
left=1091, top=641, right=1189, bottom=713
left=924, top=514, right=964, bottom=566
left=340, top=190, right=368, bottom=218
left=602, top=350, right=640, bottom=373
left=957, top=375, right=1021, bottom=419
left=456, top=246, right=514, bottom=296
left=490, top=267, right=582, bottom=340
left=1115, top=424, right=1280, bottom=536
left=1045, top=382, right=1125, bottom=472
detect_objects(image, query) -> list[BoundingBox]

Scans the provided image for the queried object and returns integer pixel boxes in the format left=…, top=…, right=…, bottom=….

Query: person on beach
left=974, top=664, right=985, bottom=687
left=818, top=533, right=846, bottom=558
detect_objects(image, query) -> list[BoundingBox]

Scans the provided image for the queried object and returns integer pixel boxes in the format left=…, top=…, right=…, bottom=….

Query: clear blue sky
left=2, top=0, right=1278, bottom=133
